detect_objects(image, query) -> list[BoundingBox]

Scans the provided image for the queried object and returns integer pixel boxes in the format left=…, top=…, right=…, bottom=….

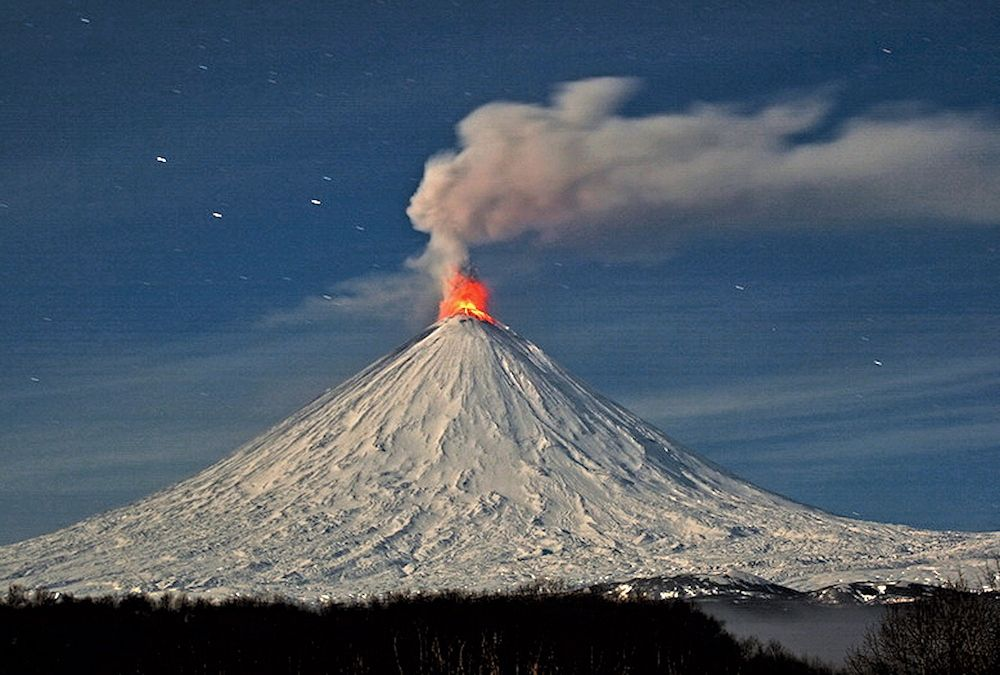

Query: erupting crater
left=438, top=270, right=496, bottom=324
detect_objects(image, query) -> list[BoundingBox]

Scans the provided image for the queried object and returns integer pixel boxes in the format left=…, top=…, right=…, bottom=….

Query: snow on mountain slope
left=1, top=316, right=997, bottom=598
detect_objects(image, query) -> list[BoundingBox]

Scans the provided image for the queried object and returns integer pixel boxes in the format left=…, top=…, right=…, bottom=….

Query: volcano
left=1, top=314, right=997, bottom=598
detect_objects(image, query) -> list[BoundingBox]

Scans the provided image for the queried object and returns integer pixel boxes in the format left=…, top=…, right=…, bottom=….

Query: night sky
left=2, top=1, right=999, bottom=545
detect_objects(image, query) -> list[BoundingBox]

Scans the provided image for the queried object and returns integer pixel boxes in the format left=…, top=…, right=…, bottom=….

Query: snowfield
left=1, top=316, right=997, bottom=598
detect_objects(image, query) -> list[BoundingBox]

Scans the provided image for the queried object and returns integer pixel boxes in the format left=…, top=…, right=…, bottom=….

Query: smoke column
left=407, top=77, right=1000, bottom=274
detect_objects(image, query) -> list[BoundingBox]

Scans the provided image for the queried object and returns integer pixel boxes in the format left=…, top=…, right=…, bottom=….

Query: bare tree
left=847, top=567, right=1000, bottom=675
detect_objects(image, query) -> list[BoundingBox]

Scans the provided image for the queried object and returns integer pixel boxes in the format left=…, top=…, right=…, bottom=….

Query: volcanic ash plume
left=407, top=77, right=1000, bottom=268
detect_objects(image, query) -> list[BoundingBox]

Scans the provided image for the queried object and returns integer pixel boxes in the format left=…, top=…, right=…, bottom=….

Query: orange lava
left=438, top=271, right=497, bottom=324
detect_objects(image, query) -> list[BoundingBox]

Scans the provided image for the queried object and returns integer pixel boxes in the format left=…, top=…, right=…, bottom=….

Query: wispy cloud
left=624, top=356, right=1000, bottom=421
left=260, top=270, right=438, bottom=329
left=624, top=356, right=1000, bottom=464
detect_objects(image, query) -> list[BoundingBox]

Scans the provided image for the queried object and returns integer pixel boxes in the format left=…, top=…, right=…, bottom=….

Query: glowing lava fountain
left=438, top=270, right=496, bottom=324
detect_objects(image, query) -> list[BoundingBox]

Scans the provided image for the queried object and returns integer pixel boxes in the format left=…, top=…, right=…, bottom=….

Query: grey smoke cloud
left=407, top=77, right=1000, bottom=270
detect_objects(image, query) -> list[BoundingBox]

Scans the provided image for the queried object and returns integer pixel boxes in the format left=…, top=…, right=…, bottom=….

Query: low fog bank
left=699, top=599, right=884, bottom=666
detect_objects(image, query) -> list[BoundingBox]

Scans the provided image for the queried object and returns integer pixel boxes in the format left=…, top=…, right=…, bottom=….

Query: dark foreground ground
left=1, top=587, right=834, bottom=674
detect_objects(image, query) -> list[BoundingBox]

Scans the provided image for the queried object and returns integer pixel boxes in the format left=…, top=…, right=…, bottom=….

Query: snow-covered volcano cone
left=1, top=311, right=997, bottom=598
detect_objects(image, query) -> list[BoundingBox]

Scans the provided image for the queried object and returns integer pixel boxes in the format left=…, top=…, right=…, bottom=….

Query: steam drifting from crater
left=407, top=77, right=1000, bottom=273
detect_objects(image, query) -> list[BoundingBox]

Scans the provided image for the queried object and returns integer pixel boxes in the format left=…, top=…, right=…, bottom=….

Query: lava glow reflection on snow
left=438, top=271, right=496, bottom=324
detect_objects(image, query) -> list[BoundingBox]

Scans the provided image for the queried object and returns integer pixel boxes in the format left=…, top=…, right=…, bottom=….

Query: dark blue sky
left=2, top=1, right=998, bottom=544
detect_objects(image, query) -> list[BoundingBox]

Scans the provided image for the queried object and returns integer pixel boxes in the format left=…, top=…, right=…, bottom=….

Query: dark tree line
left=1, top=586, right=830, bottom=674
